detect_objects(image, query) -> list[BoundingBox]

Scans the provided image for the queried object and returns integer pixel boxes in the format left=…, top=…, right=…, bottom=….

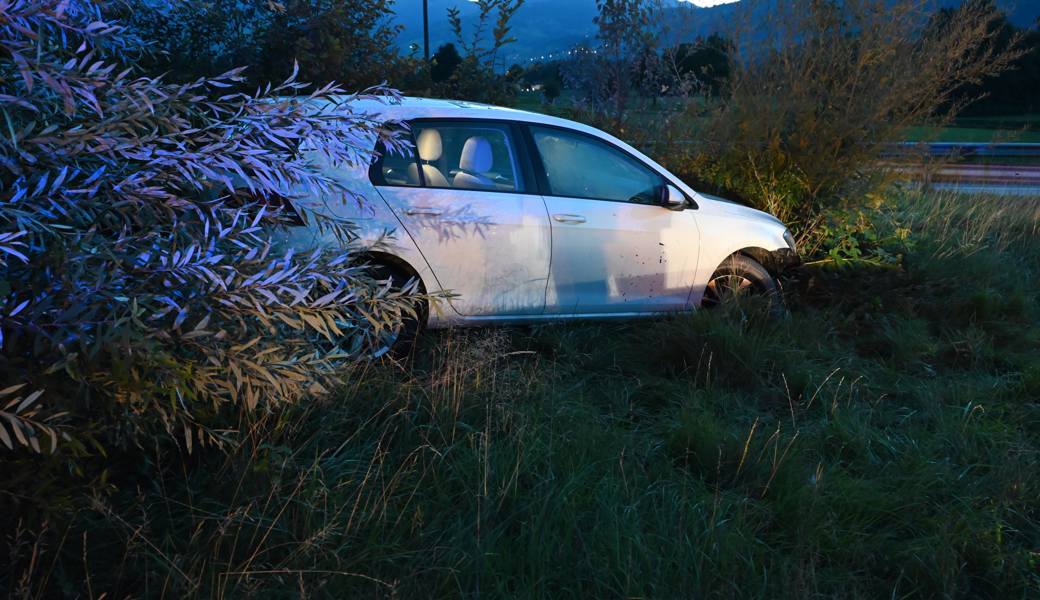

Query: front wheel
left=702, top=254, right=784, bottom=316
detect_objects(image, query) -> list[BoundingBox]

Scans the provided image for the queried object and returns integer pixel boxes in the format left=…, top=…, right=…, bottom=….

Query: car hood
left=696, top=192, right=786, bottom=229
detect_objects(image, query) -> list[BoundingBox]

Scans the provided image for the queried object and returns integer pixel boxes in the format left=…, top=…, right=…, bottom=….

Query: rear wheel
left=367, top=263, right=425, bottom=358
left=702, top=254, right=784, bottom=316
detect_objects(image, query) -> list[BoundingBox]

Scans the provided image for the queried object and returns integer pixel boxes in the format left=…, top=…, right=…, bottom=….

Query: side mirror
left=662, top=184, right=687, bottom=210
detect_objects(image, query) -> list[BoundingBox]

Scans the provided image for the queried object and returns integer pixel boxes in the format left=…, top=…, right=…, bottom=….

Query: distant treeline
left=120, top=0, right=1037, bottom=117
left=944, top=7, right=1040, bottom=116
left=120, top=0, right=525, bottom=105
left=518, top=2, right=1039, bottom=118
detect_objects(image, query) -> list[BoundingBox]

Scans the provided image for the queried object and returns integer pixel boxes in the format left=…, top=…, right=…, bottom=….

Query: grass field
left=514, top=90, right=574, bottom=114
left=954, top=114, right=1040, bottom=130
left=905, top=114, right=1040, bottom=143
left=9, top=191, right=1039, bottom=598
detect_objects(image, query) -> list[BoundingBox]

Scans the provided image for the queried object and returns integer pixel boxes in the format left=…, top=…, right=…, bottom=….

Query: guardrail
left=885, top=143, right=1040, bottom=194
left=646, top=140, right=1040, bottom=191
left=649, top=141, right=1040, bottom=159
left=891, top=164, right=1040, bottom=183
left=883, top=142, right=1040, bottom=159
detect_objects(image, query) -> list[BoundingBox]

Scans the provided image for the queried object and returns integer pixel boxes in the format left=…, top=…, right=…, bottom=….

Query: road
left=887, top=143, right=1040, bottom=197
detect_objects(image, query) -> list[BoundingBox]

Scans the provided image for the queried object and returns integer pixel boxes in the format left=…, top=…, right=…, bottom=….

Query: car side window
left=410, top=122, right=524, bottom=192
left=371, top=140, right=422, bottom=187
left=530, top=126, right=662, bottom=204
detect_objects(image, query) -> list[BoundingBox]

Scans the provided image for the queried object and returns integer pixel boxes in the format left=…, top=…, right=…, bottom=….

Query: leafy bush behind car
left=559, top=0, right=1021, bottom=228
left=126, top=0, right=405, bottom=92
left=692, top=0, right=1021, bottom=222
left=0, top=0, right=416, bottom=456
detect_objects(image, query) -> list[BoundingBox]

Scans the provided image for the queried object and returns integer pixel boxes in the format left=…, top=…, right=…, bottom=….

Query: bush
left=0, top=1, right=416, bottom=455
left=660, top=0, right=1022, bottom=223
left=424, top=0, right=525, bottom=105
left=562, top=0, right=664, bottom=126
left=127, top=0, right=405, bottom=91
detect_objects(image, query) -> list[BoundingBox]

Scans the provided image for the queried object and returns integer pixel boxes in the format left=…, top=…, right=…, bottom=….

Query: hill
left=394, top=0, right=1040, bottom=66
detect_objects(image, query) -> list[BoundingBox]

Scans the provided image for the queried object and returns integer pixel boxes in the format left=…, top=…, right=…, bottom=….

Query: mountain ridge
left=394, top=0, right=1040, bottom=65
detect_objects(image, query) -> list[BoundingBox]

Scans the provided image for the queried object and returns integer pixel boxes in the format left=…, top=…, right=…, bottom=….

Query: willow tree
left=0, top=0, right=417, bottom=453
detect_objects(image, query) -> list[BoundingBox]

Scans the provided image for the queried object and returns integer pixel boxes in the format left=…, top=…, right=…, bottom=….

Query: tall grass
left=4, top=191, right=1039, bottom=597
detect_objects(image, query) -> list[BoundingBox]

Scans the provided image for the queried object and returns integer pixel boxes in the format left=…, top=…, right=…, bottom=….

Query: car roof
left=334, top=95, right=594, bottom=132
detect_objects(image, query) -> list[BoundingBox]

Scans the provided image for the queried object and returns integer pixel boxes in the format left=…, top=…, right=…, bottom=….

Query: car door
left=373, top=120, right=552, bottom=317
left=527, top=125, right=701, bottom=315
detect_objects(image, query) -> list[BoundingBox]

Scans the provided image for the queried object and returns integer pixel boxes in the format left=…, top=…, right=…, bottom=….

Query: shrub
left=562, top=0, right=664, bottom=126
left=127, top=0, right=405, bottom=91
left=423, top=0, right=525, bottom=105
left=683, top=0, right=1022, bottom=222
left=430, top=43, right=464, bottom=84
left=0, top=0, right=416, bottom=454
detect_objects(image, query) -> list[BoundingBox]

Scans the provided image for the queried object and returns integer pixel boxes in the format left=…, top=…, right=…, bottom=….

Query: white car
left=295, top=98, right=799, bottom=350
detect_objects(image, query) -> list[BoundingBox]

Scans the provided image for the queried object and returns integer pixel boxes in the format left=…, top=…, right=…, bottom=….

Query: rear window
left=370, top=140, right=421, bottom=187
left=410, top=122, right=524, bottom=192
left=370, top=121, right=525, bottom=193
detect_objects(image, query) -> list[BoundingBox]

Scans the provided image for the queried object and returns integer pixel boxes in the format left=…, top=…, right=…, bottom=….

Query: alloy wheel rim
left=703, top=274, right=758, bottom=308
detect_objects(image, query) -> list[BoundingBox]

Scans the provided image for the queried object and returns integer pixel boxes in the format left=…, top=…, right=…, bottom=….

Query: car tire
left=368, top=263, right=426, bottom=358
left=702, top=254, right=784, bottom=316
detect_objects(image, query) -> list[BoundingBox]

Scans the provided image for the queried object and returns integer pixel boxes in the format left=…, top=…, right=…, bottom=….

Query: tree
left=688, top=0, right=1023, bottom=221
left=0, top=0, right=417, bottom=453
left=563, top=0, right=663, bottom=125
left=936, top=2, right=1040, bottom=116
left=506, top=63, right=526, bottom=83
left=428, top=0, right=526, bottom=105
left=667, top=34, right=733, bottom=97
left=431, top=43, right=463, bottom=83
left=447, top=0, right=525, bottom=70
left=524, top=61, right=563, bottom=103
left=123, top=0, right=271, bottom=80
left=543, top=78, right=562, bottom=104
left=129, top=0, right=403, bottom=90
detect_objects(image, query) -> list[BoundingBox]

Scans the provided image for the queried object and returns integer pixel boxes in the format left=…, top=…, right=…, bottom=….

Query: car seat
left=453, top=136, right=497, bottom=190
left=407, top=128, right=450, bottom=187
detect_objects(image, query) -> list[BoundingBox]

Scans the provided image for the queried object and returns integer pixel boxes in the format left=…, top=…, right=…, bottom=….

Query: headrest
left=416, top=128, right=442, bottom=162
left=459, top=136, right=493, bottom=173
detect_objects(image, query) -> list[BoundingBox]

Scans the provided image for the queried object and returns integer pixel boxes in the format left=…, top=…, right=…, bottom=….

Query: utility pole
left=423, top=0, right=430, bottom=62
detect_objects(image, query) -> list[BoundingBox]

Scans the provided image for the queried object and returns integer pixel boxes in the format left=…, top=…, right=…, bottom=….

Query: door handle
left=552, top=214, right=586, bottom=224
left=404, top=207, right=444, bottom=217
